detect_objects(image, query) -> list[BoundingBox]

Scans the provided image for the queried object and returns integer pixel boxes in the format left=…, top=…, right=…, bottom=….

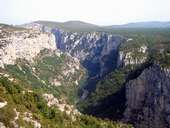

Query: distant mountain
left=34, top=20, right=102, bottom=31
left=111, top=21, right=170, bottom=28
left=21, top=21, right=170, bottom=32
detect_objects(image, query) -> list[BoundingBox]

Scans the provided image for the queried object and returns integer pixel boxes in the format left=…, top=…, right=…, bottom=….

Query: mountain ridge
left=17, top=20, right=170, bottom=33
left=111, top=21, right=170, bottom=28
left=33, top=20, right=101, bottom=32
left=32, top=20, right=170, bottom=29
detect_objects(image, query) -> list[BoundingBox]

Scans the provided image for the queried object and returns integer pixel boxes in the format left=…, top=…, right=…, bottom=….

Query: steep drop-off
left=23, top=22, right=126, bottom=91
left=124, top=64, right=170, bottom=128
left=52, top=29, right=125, bottom=91
left=0, top=24, right=86, bottom=103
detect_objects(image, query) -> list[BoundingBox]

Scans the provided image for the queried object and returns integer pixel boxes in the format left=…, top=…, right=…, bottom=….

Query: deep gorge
left=51, top=28, right=128, bottom=120
left=52, top=29, right=125, bottom=91
left=50, top=27, right=170, bottom=128
left=1, top=22, right=170, bottom=128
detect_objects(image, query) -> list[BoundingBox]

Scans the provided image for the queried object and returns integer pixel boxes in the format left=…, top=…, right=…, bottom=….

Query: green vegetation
left=149, top=42, right=170, bottom=68
left=78, top=68, right=127, bottom=111
left=0, top=76, right=132, bottom=128
left=108, top=28, right=170, bottom=42
left=36, top=20, right=102, bottom=32
left=5, top=51, right=85, bottom=104
left=1, top=24, right=170, bottom=127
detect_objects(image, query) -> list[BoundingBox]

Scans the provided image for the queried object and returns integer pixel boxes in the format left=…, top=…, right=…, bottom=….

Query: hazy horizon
left=1, top=0, right=170, bottom=25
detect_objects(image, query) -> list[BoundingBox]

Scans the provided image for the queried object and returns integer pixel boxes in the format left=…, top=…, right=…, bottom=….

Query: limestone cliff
left=0, top=24, right=86, bottom=104
left=0, top=26, right=56, bottom=68
left=124, top=64, right=170, bottom=128
left=51, top=29, right=126, bottom=91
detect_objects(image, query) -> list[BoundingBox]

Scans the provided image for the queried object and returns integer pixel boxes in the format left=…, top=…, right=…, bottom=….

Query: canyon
left=0, top=22, right=170, bottom=128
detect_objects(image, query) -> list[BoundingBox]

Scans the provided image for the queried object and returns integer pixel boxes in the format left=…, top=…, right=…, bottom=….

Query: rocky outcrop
left=118, top=45, right=148, bottom=67
left=0, top=28, right=56, bottom=68
left=37, top=51, right=84, bottom=87
left=124, top=64, right=170, bottom=128
left=11, top=108, right=20, bottom=128
left=0, top=72, right=15, bottom=82
left=23, top=112, right=41, bottom=128
left=43, top=93, right=80, bottom=115
left=0, top=122, right=6, bottom=128
left=0, top=101, right=7, bottom=108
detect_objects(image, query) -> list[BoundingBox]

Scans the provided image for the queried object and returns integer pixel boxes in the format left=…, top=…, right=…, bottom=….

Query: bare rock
left=124, top=64, right=170, bottom=128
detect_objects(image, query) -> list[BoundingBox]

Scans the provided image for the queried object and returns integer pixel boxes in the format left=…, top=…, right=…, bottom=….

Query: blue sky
left=1, top=0, right=170, bottom=25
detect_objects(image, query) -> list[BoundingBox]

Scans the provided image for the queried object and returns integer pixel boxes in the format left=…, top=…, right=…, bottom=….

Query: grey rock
left=52, top=29, right=125, bottom=81
left=124, top=64, right=170, bottom=128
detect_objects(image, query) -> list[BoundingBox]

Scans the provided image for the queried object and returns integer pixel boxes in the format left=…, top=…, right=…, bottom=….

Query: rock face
left=53, top=30, right=124, bottom=70
left=0, top=101, right=7, bottom=108
left=43, top=93, right=80, bottom=115
left=51, top=29, right=125, bottom=90
left=118, top=45, right=148, bottom=67
left=0, top=28, right=56, bottom=68
left=124, top=64, right=170, bottom=128
left=22, top=23, right=126, bottom=90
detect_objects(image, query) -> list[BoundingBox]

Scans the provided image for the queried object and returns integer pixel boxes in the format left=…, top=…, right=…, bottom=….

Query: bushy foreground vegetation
left=0, top=76, right=132, bottom=128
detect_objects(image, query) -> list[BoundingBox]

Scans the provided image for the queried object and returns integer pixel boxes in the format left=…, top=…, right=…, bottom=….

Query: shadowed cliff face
left=124, top=64, right=170, bottom=128
left=52, top=28, right=125, bottom=91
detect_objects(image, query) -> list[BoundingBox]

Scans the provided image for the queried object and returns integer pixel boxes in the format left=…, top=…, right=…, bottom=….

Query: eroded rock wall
left=124, top=64, right=170, bottom=128
left=0, top=29, right=56, bottom=68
